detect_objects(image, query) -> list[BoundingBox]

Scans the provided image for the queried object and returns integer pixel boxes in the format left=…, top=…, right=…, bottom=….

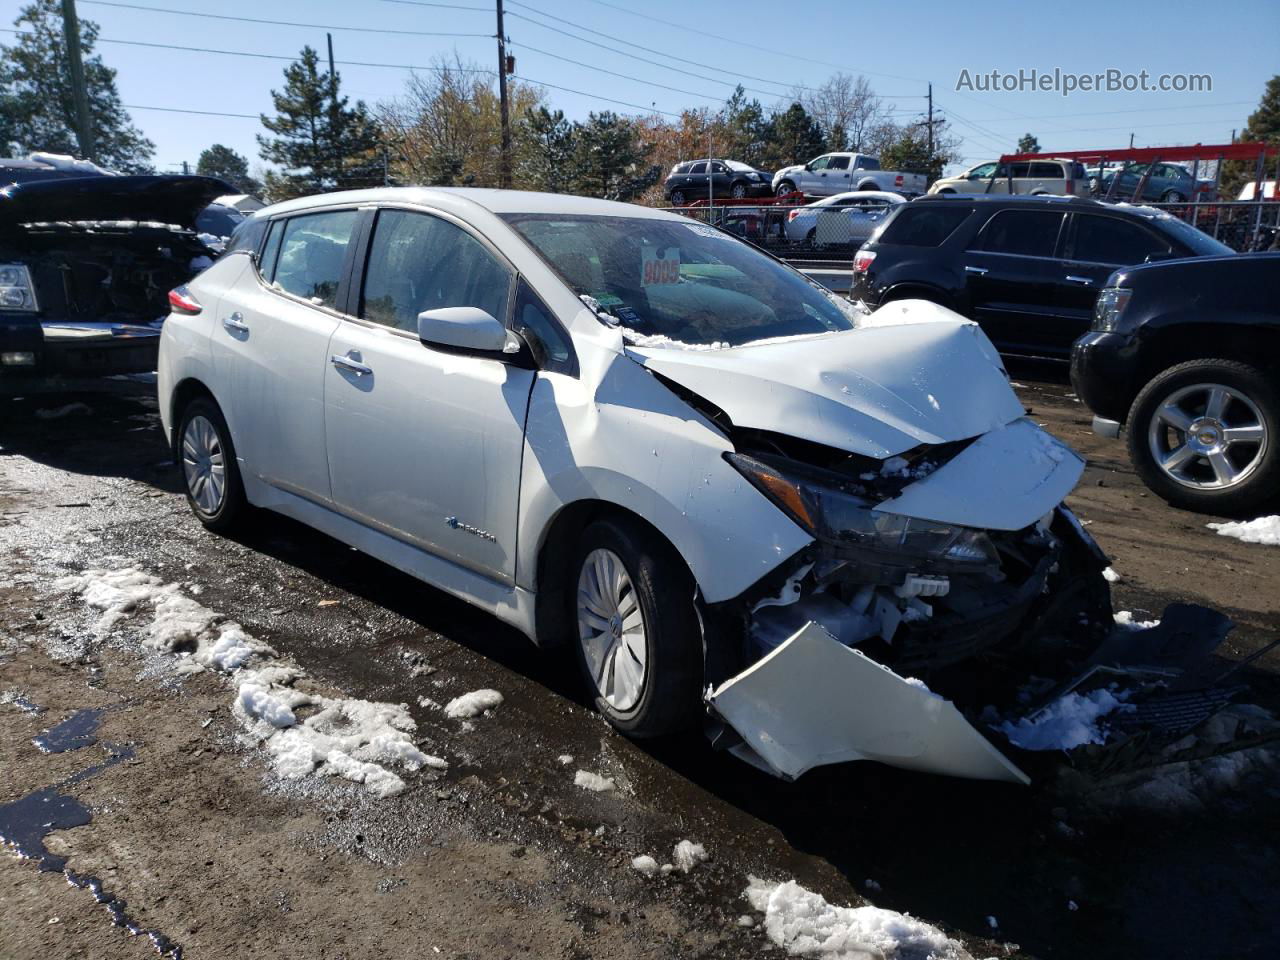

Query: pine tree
left=764, top=103, right=826, bottom=169
left=196, top=144, right=261, bottom=195
left=519, top=107, right=577, bottom=193
left=1017, top=133, right=1041, bottom=154
left=0, top=0, right=154, bottom=171
left=257, top=46, right=382, bottom=201
left=1221, top=75, right=1280, bottom=199
left=571, top=112, right=656, bottom=201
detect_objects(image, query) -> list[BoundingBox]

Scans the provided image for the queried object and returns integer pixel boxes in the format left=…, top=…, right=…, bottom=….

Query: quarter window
left=257, top=219, right=284, bottom=281
left=360, top=209, right=513, bottom=333
left=272, top=210, right=358, bottom=309
left=977, top=210, right=1064, bottom=257
left=1070, top=215, right=1171, bottom=265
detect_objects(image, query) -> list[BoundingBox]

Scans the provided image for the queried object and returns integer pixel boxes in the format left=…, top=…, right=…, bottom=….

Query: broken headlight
left=0, top=264, right=38, bottom=311
left=726, top=452, right=998, bottom=567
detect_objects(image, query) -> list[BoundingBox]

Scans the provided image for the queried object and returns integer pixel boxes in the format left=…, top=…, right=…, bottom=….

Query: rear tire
left=569, top=517, right=703, bottom=738
left=730, top=181, right=749, bottom=199
left=1126, top=359, right=1280, bottom=515
left=1162, top=190, right=1187, bottom=203
left=176, top=396, right=247, bottom=533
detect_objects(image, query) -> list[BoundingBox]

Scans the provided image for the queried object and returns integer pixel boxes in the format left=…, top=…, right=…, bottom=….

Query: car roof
left=258, top=187, right=689, bottom=222
left=816, top=191, right=904, bottom=203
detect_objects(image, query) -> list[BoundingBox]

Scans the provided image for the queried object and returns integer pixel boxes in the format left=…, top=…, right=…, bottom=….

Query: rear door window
left=1068, top=214, right=1172, bottom=265
left=360, top=209, right=513, bottom=333
left=877, top=205, right=972, bottom=246
left=257, top=219, right=284, bottom=281
left=273, top=209, right=358, bottom=309
left=688, top=162, right=707, bottom=175
left=1030, top=162, right=1064, bottom=179
left=976, top=210, right=1065, bottom=257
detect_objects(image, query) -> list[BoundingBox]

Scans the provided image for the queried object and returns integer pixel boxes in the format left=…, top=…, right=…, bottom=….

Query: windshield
left=502, top=213, right=857, bottom=347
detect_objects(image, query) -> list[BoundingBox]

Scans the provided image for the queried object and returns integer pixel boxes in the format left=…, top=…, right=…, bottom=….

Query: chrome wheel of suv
left=576, top=547, right=648, bottom=712
left=1147, top=382, right=1267, bottom=490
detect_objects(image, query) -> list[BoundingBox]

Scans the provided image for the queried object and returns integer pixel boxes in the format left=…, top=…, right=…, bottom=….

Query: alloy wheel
left=182, top=415, right=227, bottom=514
left=576, top=548, right=647, bottom=712
left=1147, top=382, right=1267, bottom=490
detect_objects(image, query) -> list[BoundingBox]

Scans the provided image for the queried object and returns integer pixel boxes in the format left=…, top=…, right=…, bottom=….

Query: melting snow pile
left=1102, top=566, right=1121, bottom=583
left=621, top=328, right=729, bottom=351
left=56, top=566, right=442, bottom=797
left=443, top=688, right=503, bottom=718
left=630, top=855, right=660, bottom=877
left=996, top=688, right=1134, bottom=751
left=1207, top=515, right=1280, bottom=547
left=745, top=878, right=969, bottom=960
left=673, top=840, right=708, bottom=873
left=1114, top=610, right=1160, bottom=631
left=574, top=770, right=616, bottom=792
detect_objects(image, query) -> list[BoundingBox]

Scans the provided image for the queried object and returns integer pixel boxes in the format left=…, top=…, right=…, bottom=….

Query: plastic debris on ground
left=745, top=877, right=970, bottom=959
left=1207, top=515, right=1280, bottom=547
left=56, top=566, right=442, bottom=797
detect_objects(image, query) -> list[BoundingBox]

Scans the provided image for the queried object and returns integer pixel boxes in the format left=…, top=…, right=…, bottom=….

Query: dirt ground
left=1, top=373, right=1278, bottom=960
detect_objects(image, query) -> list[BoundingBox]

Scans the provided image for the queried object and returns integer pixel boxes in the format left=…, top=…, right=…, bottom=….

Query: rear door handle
left=330, top=353, right=373, bottom=377
left=1064, top=275, right=1094, bottom=286
left=964, top=265, right=988, bottom=276
left=222, top=312, right=248, bottom=333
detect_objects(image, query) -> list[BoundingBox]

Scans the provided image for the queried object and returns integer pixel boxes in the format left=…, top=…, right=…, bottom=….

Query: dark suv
left=849, top=195, right=1233, bottom=360
left=665, top=159, right=772, bottom=205
left=1071, top=252, right=1280, bottom=514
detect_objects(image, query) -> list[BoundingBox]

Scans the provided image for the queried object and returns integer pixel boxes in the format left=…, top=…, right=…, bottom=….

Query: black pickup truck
left=1071, top=252, right=1280, bottom=514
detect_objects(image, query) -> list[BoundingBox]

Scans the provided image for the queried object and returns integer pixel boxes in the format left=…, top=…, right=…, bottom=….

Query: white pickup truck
left=771, top=152, right=927, bottom=199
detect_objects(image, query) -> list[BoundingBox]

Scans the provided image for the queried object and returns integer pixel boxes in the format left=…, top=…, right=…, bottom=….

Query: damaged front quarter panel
left=707, top=621, right=1031, bottom=784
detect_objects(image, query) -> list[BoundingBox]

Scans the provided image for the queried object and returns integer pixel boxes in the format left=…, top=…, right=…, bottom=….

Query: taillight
left=853, top=250, right=877, bottom=274
left=894, top=174, right=904, bottom=186
left=1065, top=179, right=1076, bottom=195
left=168, top=285, right=202, bottom=315
left=787, top=210, right=800, bottom=222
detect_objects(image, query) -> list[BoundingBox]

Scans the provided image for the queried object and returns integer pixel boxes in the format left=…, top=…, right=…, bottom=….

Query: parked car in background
left=195, top=201, right=248, bottom=252
left=0, top=152, right=116, bottom=186
left=0, top=174, right=231, bottom=385
left=930, top=158, right=1090, bottom=197
left=160, top=185, right=1126, bottom=786
left=665, top=159, right=772, bottom=205
left=849, top=195, right=1234, bottom=360
left=783, top=191, right=905, bottom=245
left=1237, top=180, right=1276, bottom=201
left=1071, top=252, right=1280, bottom=514
left=1096, top=163, right=1215, bottom=203
left=772, top=153, right=926, bottom=199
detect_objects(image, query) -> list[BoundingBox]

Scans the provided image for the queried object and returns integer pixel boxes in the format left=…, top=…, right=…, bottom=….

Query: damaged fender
left=708, top=621, right=1030, bottom=784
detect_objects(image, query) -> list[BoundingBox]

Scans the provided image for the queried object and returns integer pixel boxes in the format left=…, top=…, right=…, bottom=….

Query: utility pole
left=496, top=0, right=512, bottom=188
left=60, top=0, right=95, bottom=162
left=926, top=82, right=933, bottom=159
left=1129, top=132, right=1135, bottom=149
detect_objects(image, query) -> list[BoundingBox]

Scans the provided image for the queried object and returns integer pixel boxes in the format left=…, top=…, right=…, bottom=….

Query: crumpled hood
left=627, top=304, right=1026, bottom=459
left=0, top=175, right=234, bottom=229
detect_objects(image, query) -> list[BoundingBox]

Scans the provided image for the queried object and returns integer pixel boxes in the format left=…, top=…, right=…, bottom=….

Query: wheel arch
left=1135, top=320, right=1280, bottom=388
left=167, top=377, right=220, bottom=452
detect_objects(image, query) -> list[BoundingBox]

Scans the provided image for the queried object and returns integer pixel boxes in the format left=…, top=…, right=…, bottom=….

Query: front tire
left=1126, top=359, right=1279, bottom=514
left=570, top=517, right=703, bottom=737
left=176, top=397, right=247, bottom=533
left=668, top=189, right=687, bottom=206
left=776, top=180, right=796, bottom=197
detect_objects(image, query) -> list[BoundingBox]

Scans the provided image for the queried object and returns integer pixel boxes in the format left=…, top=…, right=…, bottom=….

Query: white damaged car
left=159, top=188, right=1171, bottom=785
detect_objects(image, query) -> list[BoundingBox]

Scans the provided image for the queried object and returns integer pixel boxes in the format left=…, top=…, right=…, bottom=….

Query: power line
left=125, top=103, right=260, bottom=119
left=80, top=1, right=492, bottom=38
left=0, top=28, right=498, bottom=75
left=510, top=73, right=681, bottom=118
left=512, top=39, right=723, bottom=103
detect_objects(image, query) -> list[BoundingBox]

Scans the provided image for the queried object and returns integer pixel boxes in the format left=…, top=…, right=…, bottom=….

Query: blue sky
left=4, top=0, right=1277, bottom=174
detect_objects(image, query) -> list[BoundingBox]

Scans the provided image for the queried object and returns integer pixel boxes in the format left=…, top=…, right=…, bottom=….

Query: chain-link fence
left=666, top=198, right=1280, bottom=263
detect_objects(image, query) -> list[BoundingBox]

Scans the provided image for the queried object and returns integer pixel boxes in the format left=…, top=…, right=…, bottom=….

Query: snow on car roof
left=258, top=187, right=687, bottom=221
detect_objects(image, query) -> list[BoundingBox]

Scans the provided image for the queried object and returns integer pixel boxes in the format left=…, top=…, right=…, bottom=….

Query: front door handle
left=964, top=265, right=988, bottom=276
left=330, top=353, right=373, bottom=377
left=1064, top=275, right=1094, bottom=286
left=222, top=312, right=248, bottom=333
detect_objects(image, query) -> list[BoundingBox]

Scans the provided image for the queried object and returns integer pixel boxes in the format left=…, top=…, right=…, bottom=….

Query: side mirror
left=417, top=306, right=518, bottom=355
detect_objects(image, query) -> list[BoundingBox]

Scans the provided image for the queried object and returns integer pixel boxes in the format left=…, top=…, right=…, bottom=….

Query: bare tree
left=802, top=73, right=887, bottom=152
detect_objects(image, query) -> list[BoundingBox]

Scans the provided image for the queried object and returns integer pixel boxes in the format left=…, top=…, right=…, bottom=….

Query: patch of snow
left=1207, top=515, right=1280, bottom=547
left=631, top=855, right=660, bottom=877
left=443, top=688, right=503, bottom=718
left=1114, top=610, right=1160, bottom=631
left=34, top=402, right=92, bottom=420
left=737, top=914, right=756, bottom=927
left=621, top=328, right=728, bottom=351
left=574, top=770, right=616, bottom=792
left=902, top=677, right=942, bottom=700
left=995, top=688, right=1134, bottom=751
left=57, top=566, right=441, bottom=797
left=1102, top=566, right=1121, bottom=583
left=673, top=840, right=708, bottom=873
left=745, top=877, right=969, bottom=959
left=557, top=754, right=574, bottom=765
